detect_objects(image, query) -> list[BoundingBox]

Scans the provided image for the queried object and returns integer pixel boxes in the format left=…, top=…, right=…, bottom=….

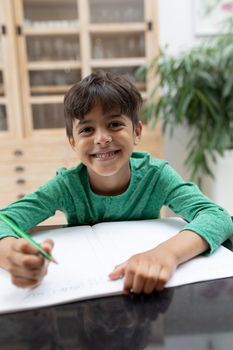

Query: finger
left=11, top=267, right=47, bottom=284
left=41, top=239, right=54, bottom=254
left=156, top=268, right=170, bottom=291
left=13, top=239, right=40, bottom=256
left=22, top=254, right=46, bottom=272
left=11, top=275, right=42, bottom=289
left=13, top=239, right=54, bottom=258
left=131, top=263, right=150, bottom=294
left=9, top=249, right=45, bottom=270
left=108, top=262, right=127, bottom=280
left=41, top=240, right=55, bottom=266
left=144, top=265, right=160, bottom=294
left=124, top=263, right=137, bottom=294
left=9, top=258, right=48, bottom=280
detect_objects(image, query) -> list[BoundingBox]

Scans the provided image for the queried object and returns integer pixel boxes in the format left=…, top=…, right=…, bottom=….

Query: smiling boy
left=0, top=71, right=232, bottom=294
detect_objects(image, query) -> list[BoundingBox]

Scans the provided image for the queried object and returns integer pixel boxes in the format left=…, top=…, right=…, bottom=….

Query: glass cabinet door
left=0, top=0, right=23, bottom=137
left=13, top=0, right=157, bottom=134
left=17, top=0, right=81, bottom=132
left=89, top=0, right=147, bottom=95
left=89, top=0, right=144, bottom=23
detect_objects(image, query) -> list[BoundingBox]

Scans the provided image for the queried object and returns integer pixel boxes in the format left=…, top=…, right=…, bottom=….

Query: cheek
left=72, top=138, right=90, bottom=153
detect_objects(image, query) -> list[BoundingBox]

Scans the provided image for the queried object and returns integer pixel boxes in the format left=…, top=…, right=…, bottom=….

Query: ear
left=133, top=121, right=142, bottom=145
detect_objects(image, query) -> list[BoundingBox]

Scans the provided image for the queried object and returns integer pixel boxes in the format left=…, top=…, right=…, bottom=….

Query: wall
left=158, top=0, right=197, bottom=54
left=157, top=0, right=233, bottom=214
left=157, top=0, right=199, bottom=182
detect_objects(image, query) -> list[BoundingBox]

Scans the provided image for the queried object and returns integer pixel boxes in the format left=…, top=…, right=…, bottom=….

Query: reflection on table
left=1, top=277, right=233, bottom=349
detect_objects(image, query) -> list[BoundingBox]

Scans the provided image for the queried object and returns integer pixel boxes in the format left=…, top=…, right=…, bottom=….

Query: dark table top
left=0, top=235, right=233, bottom=349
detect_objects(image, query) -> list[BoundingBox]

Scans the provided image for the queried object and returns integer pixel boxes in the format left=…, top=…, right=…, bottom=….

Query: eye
left=79, top=127, right=94, bottom=135
left=109, top=121, right=124, bottom=129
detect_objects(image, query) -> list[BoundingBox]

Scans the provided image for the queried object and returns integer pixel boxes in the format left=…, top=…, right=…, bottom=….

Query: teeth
left=95, top=151, right=115, bottom=159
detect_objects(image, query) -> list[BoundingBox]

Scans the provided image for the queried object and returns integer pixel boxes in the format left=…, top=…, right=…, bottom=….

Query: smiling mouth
left=92, top=150, right=120, bottom=160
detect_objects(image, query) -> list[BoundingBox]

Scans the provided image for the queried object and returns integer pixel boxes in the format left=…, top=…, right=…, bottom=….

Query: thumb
left=108, top=261, right=127, bottom=280
left=41, top=239, right=54, bottom=253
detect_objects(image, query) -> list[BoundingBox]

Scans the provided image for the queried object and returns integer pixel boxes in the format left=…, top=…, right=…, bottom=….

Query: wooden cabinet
left=0, top=0, right=161, bottom=224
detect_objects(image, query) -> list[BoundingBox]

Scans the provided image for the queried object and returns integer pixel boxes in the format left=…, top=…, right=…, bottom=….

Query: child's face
left=69, top=102, right=142, bottom=188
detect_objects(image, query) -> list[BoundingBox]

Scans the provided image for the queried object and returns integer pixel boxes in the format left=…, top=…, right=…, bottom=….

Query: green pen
left=0, top=212, right=57, bottom=264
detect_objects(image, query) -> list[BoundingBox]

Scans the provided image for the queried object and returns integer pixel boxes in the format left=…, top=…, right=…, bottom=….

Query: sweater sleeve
left=0, top=172, right=68, bottom=239
left=158, top=163, right=233, bottom=254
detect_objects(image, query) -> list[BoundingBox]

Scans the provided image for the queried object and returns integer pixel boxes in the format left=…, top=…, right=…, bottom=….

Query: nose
left=94, top=130, right=112, bottom=145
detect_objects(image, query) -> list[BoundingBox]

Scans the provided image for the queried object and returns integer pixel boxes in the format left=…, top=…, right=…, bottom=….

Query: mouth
left=91, top=150, right=120, bottom=161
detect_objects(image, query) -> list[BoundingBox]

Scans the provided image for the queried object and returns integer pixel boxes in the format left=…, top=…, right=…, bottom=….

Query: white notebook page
left=0, top=218, right=233, bottom=314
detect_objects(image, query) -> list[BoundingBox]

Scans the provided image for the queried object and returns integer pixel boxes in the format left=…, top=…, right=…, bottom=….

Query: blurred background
left=0, top=0, right=232, bottom=224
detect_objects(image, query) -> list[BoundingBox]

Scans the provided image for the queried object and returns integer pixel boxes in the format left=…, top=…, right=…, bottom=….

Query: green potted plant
left=136, top=24, right=233, bottom=186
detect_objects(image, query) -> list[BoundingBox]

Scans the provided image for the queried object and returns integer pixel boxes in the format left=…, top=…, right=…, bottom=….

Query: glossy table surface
left=0, top=237, right=233, bottom=349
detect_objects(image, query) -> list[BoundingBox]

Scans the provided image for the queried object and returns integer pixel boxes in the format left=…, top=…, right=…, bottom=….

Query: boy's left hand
left=108, top=245, right=178, bottom=294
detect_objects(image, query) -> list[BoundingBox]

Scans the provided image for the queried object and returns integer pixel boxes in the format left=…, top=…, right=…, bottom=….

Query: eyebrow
left=105, top=113, right=124, bottom=119
left=75, top=114, right=125, bottom=128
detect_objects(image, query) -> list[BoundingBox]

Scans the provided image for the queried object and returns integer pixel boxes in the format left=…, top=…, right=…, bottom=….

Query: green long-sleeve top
left=0, top=151, right=232, bottom=253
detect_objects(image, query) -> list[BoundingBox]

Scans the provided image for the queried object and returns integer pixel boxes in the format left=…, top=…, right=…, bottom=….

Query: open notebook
left=1, top=217, right=233, bottom=314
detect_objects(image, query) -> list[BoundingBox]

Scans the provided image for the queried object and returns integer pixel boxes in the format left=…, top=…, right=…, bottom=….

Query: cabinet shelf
left=89, top=22, right=145, bottom=33
left=30, top=95, right=64, bottom=104
left=30, top=85, right=72, bottom=94
left=23, top=26, right=80, bottom=36
left=91, top=57, right=146, bottom=68
left=28, top=60, right=81, bottom=71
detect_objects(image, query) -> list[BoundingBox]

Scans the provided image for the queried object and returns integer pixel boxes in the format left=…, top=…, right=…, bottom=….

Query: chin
left=95, top=168, right=119, bottom=177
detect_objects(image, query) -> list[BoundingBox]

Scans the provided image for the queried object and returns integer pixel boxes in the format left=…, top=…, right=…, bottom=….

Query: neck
left=88, top=165, right=131, bottom=196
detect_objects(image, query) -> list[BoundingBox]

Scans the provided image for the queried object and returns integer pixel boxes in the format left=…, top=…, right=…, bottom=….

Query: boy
left=0, top=72, right=232, bottom=294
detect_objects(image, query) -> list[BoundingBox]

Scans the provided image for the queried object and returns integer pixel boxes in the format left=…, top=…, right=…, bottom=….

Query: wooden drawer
left=0, top=161, right=66, bottom=178
left=0, top=178, right=49, bottom=196
left=0, top=158, right=80, bottom=212
left=0, top=139, right=74, bottom=162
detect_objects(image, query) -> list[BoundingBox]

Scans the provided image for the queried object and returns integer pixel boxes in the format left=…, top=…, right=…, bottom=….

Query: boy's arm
left=157, top=163, right=233, bottom=254
left=0, top=172, right=66, bottom=240
left=157, top=229, right=209, bottom=265
left=109, top=229, right=208, bottom=294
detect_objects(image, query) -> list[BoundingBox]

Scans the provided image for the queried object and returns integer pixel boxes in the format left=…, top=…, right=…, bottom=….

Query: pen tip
left=51, top=257, right=58, bottom=264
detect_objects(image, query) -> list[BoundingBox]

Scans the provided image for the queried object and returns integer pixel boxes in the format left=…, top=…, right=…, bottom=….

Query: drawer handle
left=14, top=166, right=25, bottom=172
left=1, top=25, right=7, bottom=35
left=14, top=149, right=24, bottom=156
left=16, top=178, right=26, bottom=185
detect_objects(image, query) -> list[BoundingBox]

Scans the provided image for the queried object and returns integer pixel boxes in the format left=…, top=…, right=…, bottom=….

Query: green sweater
left=0, top=151, right=232, bottom=253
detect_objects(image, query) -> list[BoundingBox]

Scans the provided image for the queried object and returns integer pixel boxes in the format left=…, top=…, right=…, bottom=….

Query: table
left=0, top=235, right=233, bottom=349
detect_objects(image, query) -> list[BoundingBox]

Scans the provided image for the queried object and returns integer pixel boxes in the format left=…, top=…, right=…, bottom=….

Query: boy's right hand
left=0, top=237, right=54, bottom=288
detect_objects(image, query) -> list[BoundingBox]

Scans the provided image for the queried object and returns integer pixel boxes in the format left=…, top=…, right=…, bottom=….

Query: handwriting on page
left=22, top=227, right=122, bottom=305
left=24, top=276, right=110, bottom=300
